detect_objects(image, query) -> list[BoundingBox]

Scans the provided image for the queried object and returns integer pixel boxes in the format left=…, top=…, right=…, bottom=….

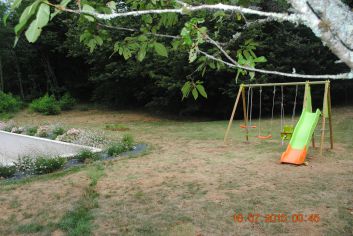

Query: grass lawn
left=0, top=107, right=352, bottom=235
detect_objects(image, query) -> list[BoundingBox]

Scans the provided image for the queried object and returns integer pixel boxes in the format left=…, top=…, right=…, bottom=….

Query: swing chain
left=280, top=86, right=285, bottom=132
left=292, top=85, right=298, bottom=124
left=258, top=87, right=262, bottom=136
left=270, top=86, right=276, bottom=133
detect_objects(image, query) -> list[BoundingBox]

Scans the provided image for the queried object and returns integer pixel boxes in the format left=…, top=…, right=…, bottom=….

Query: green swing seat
left=281, top=124, right=294, bottom=141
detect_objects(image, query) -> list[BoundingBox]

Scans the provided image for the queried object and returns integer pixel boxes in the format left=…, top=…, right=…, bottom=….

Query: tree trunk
left=0, top=56, right=4, bottom=92
left=41, top=52, right=59, bottom=95
left=13, top=52, right=25, bottom=99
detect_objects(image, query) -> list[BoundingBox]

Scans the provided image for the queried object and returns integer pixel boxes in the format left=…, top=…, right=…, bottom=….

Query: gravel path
left=0, top=131, right=101, bottom=166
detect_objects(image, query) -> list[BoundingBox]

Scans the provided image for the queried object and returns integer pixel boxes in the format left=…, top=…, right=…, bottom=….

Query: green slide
left=280, top=109, right=321, bottom=165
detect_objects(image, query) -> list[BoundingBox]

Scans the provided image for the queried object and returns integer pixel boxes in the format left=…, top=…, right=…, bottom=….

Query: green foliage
left=59, top=93, right=76, bottom=110
left=0, top=92, right=21, bottom=113
left=26, top=126, right=38, bottom=136
left=14, top=156, right=35, bottom=174
left=29, top=94, right=61, bottom=115
left=16, top=223, right=44, bottom=234
left=59, top=205, right=93, bottom=236
left=0, top=164, right=16, bottom=178
left=235, top=39, right=267, bottom=82
left=105, top=123, right=129, bottom=131
left=33, top=156, right=66, bottom=174
left=76, top=149, right=99, bottom=163
left=182, top=81, right=207, bottom=100
left=52, top=126, right=65, bottom=138
left=25, top=3, right=50, bottom=43
left=122, top=134, right=134, bottom=150
left=107, top=134, right=134, bottom=156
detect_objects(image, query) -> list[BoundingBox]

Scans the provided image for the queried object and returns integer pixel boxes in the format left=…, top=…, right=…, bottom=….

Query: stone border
left=0, top=130, right=102, bottom=166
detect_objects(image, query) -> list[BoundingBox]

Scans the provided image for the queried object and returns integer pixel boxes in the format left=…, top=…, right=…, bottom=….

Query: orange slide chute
left=280, top=144, right=307, bottom=165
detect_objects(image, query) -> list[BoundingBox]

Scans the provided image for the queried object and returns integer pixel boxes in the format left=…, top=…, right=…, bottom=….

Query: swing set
left=240, top=84, right=299, bottom=141
left=224, top=81, right=333, bottom=159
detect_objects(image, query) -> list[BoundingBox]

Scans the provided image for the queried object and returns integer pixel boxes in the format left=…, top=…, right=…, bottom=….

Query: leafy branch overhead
left=5, top=0, right=353, bottom=100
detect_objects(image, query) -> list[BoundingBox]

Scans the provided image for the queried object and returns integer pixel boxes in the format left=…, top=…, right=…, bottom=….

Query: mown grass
left=58, top=164, right=105, bottom=236
left=0, top=107, right=352, bottom=235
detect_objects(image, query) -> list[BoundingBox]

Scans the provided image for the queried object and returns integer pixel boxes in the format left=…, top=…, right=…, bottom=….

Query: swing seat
left=240, top=124, right=257, bottom=129
left=281, top=125, right=294, bottom=140
left=256, top=134, right=272, bottom=140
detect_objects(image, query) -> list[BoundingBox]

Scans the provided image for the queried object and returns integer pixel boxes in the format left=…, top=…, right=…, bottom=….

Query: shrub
left=76, top=150, right=99, bottom=163
left=14, top=156, right=35, bottom=174
left=29, top=94, right=61, bottom=115
left=0, top=92, right=21, bottom=113
left=107, top=143, right=126, bottom=156
left=35, top=125, right=50, bottom=138
left=122, top=134, right=134, bottom=149
left=107, top=134, right=135, bottom=156
left=0, top=165, right=16, bottom=178
left=52, top=126, right=65, bottom=139
left=59, top=93, right=76, bottom=110
left=26, top=126, right=38, bottom=136
left=1, top=120, right=16, bottom=132
left=33, top=156, right=66, bottom=174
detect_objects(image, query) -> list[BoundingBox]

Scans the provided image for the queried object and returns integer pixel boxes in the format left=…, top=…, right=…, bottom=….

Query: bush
left=0, top=165, right=16, bottom=178
left=76, top=149, right=99, bottom=163
left=52, top=126, right=65, bottom=139
left=0, top=92, right=21, bottom=114
left=122, top=134, right=134, bottom=149
left=107, top=135, right=134, bottom=156
left=59, top=93, right=76, bottom=110
left=14, top=156, right=35, bottom=174
left=33, top=156, right=66, bottom=174
left=107, top=143, right=127, bottom=156
left=26, top=126, right=38, bottom=136
left=29, top=94, right=61, bottom=115
left=35, top=125, right=50, bottom=138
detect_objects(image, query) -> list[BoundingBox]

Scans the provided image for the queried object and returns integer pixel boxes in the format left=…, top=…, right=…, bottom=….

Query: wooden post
left=241, top=87, right=249, bottom=141
left=328, top=84, right=334, bottom=149
left=312, top=135, right=316, bottom=148
left=224, top=86, right=243, bottom=143
left=320, top=81, right=329, bottom=156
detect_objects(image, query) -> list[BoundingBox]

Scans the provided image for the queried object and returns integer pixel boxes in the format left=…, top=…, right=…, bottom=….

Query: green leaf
left=25, top=20, right=42, bottom=43
left=82, top=4, right=95, bottom=22
left=137, top=47, right=147, bottom=62
left=189, top=47, right=197, bottom=63
left=253, top=56, right=267, bottom=63
left=94, top=36, right=103, bottom=46
left=14, top=0, right=41, bottom=36
left=51, top=0, right=71, bottom=20
left=249, top=71, right=255, bottom=80
left=192, top=88, right=198, bottom=100
left=196, top=84, right=207, bottom=98
left=106, top=1, right=117, bottom=11
left=154, top=42, right=168, bottom=57
left=181, top=81, right=191, bottom=100
left=25, top=3, right=50, bottom=43
left=236, top=13, right=242, bottom=21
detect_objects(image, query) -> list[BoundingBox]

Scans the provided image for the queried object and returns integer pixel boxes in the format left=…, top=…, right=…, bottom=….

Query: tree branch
left=50, top=2, right=302, bottom=23
left=197, top=49, right=353, bottom=80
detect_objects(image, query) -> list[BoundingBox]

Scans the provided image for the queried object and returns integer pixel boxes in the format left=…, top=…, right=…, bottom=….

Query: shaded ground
left=0, top=107, right=352, bottom=235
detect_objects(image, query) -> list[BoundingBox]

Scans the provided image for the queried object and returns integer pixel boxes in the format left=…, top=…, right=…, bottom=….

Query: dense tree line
left=0, top=0, right=352, bottom=118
